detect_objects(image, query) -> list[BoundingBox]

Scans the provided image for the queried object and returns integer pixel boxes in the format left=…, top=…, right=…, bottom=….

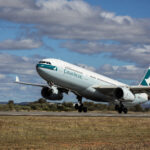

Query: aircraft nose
left=36, top=64, right=40, bottom=71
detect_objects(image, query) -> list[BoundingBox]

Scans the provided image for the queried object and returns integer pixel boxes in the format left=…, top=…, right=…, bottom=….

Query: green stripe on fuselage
left=37, top=64, right=57, bottom=71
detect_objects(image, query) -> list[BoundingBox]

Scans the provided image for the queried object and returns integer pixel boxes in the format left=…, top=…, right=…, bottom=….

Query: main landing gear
left=74, top=96, right=87, bottom=113
left=115, top=103, right=128, bottom=114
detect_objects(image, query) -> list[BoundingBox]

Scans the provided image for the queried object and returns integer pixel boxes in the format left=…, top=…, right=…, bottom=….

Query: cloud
left=110, top=45, right=150, bottom=67
left=0, top=54, right=44, bottom=102
left=0, top=81, right=42, bottom=102
left=0, top=39, right=42, bottom=50
left=0, top=53, right=37, bottom=75
left=100, top=11, right=133, bottom=24
left=0, top=0, right=149, bottom=93
left=61, top=41, right=112, bottom=54
left=77, top=62, right=145, bottom=85
left=0, top=0, right=149, bottom=44
left=0, top=0, right=36, bottom=8
left=98, top=64, right=145, bottom=84
left=0, top=74, right=5, bottom=79
left=77, top=63, right=96, bottom=72
left=62, top=41, right=150, bottom=67
left=77, top=62, right=145, bottom=84
left=0, top=0, right=150, bottom=67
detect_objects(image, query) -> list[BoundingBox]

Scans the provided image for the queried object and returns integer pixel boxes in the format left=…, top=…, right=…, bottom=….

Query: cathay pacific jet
left=15, top=58, right=150, bottom=113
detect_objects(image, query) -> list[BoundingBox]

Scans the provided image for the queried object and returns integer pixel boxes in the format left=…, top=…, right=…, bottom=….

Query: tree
left=134, top=104, right=143, bottom=112
left=8, top=100, right=14, bottom=105
left=8, top=100, right=14, bottom=110
left=38, top=98, right=47, bottom=104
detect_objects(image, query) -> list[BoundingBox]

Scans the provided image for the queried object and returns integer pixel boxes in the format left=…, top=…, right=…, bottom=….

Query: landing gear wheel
left=115, top=105, right=119, bottom=111
left=76, top=96, right=88, bottom=113
left=123, top=108, right=128, bottom=114
left=118, top=107, right=122, bottom=114
left=116, top=102, right=128, bottom=114
left=74, top=104, right=79, bottom=110
left=83, top=107, right=87, bottom=113
left=78, top=106, right=83, bottom=113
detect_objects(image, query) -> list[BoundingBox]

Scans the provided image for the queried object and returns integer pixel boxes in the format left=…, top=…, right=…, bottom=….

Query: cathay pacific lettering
left=64, top=69, right=82, bottom=79
left=15, top=58, right=150, bottom=114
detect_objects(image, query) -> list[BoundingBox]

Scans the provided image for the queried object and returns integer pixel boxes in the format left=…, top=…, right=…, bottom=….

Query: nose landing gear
left=75, top=96, right=87, bottom=113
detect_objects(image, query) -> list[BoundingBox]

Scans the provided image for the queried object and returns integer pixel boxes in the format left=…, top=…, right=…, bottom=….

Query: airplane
left=15, top=58, right=150, bottom=114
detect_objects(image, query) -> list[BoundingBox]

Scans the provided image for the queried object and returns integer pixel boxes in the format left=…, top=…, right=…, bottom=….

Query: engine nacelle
left=114, top=87, right=135, bottom=101
left=41, top=87, right=63, bottom=100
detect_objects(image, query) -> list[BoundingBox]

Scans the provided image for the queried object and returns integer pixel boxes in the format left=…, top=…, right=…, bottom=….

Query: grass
left=0, top=116, right=150, bottom=150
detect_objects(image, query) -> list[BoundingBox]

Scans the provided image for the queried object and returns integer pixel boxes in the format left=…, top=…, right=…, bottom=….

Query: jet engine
left=41, top=86, right=63, bottom=100
left=114, top=87, right=135, bottom=101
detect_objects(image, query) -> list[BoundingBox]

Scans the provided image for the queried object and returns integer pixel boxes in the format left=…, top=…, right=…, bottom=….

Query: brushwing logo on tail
left=141, top=67, right=150, bottom=86
left=145, top=77, right=150, bottom=86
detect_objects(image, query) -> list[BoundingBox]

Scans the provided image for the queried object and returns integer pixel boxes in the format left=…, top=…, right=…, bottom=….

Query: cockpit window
left=39, top=61, right=51, bottom=65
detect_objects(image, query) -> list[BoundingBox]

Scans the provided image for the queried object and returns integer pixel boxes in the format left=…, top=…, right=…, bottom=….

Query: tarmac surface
left=0, top=111, right=150, bottom=117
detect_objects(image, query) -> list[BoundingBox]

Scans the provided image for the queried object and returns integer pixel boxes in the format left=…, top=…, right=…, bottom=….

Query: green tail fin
left=140, top=67, right=150, bottom=86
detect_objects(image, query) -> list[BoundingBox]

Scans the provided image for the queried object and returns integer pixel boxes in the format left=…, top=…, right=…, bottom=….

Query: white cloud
left=111, top=44, right=150, bottom=67
left=100, top=11, right=133, bottom=24
left=62, top=41, right=150, bottom=67
left=0, top=0, right=150, bottom=67
left=0, top=0, right=149, bottom=43
left=0, top=0, right=149, bottom=91
left=0, top=74, right=5, bottom=79
left=0, top=54, right=44, bottom=102
left=98, top=64, right=145, bottom=83
left=0, top=39, right=42, bottom=50
left=0, top=0, right=35, bottom=8
left=20, top=86, right=27, bottom=91
left=0, top=54, right=37, bottom=75
left=77, top=64, right=96, bottom=72
left=76, top=63, right=145, bottom=85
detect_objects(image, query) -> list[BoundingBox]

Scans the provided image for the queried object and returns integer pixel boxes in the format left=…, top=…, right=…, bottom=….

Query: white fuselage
left=36, top=58, right=147, bottom=107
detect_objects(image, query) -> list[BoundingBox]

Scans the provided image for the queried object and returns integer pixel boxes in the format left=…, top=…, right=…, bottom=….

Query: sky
left=0, top=0, right=150, bottom=102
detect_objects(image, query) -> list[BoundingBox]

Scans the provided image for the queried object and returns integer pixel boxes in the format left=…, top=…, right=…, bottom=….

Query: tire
left=74, top=104, right=79, bottom=110
left=118, top=107, right=122, bottom=114
left=115, top=105, right=119, bottom=111
left=83, top=107, right=87, bottom=113
left=123, top=108, right=128, bottom=114
left=78, top=106, right=82, bottom=113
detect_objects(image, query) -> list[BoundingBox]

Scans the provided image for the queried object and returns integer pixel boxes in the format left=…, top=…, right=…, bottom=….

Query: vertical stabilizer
left=140, top=67, right=150, bottom=86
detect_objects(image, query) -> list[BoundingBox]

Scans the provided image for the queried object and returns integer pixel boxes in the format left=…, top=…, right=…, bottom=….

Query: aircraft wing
left=93, top=85, right=118, bottom=97
left=14, top=76, right=47, bottom=87
left=14, top=76, right=69, bottom=94
left=94, top=85, right=150, bottom=96
left=130, top=86, right=150, bottom=95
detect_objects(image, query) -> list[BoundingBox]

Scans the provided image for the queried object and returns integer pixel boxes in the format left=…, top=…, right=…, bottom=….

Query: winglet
left=16, top=76, right=20, bottom=82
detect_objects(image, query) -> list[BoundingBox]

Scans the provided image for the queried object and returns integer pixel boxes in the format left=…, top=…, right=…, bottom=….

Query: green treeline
left=0, top=98, right=149, bottom=112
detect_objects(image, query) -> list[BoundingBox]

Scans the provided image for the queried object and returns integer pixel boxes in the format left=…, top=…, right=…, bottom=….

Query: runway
left=0, top=111, right=150, bottom=117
